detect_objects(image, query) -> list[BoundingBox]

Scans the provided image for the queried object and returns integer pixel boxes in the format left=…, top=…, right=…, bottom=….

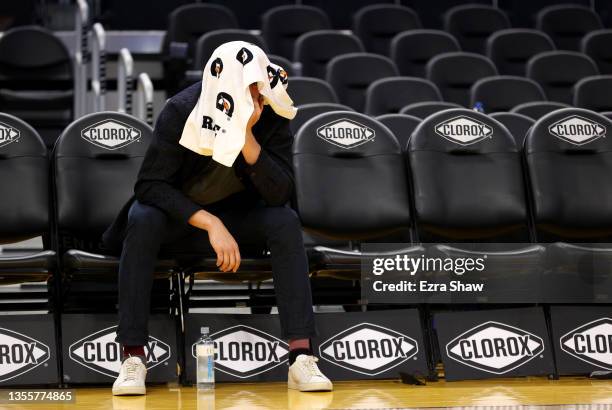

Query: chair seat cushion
left=63, top=250, right=175, bottom=274
left=0, top=250, right=55, bottom=270
left=188, top=256, right=274, bottom=282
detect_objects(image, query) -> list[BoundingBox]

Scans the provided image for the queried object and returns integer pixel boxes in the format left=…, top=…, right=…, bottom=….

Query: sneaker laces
left=302, top=356, right=324, bottom=377
left=122, top=359, right=141, bottom=382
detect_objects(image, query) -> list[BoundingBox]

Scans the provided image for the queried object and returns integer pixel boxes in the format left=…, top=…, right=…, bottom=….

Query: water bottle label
left=197, top=345, right=214, bottom=356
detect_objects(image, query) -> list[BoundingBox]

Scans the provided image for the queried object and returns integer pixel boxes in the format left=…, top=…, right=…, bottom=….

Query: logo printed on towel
left=81, top=120, right=141, bottom=150
left=318, top=323, right=419, bottom=376
left=202, top=116, right=221, bottom=132
left=548, top=115, right=606, bottom=145
left=317, top=118, right=375, bottom=149
left=267, top=65, right=279, bottom=88
left=435, top=116, right=493, bottom=145
left=69, top=326, right=171, bottom=378
left=191, top=325, right=289, bottom=379
left=560, top=317, right=612, bottom=370
left=0, top=328, right=50, bottom=382
left=236, top=47, right=253, bottom=65
left=210, top=58, right=223, bottom=78
left=278, top=69, right=288, bottom=85
left=0, top=122, right=20, bottom=148
left=216, top=92, right=235, bottom=118
left=445, top=321, right=545, bottom=374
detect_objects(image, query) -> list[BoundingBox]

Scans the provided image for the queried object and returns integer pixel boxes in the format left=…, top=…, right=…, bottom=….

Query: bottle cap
left=201, top=326, right=209, bottom=335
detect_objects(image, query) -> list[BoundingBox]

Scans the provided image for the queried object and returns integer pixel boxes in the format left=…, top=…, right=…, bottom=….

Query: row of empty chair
left=162, top=3, right=612, bottom=94
left=287, top=68, right=612, bottom=119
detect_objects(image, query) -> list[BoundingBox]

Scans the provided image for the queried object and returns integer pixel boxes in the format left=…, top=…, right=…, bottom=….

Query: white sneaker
left=288, top=355, right=333, bottom=392
left=112, top=356, right=147, bottom=396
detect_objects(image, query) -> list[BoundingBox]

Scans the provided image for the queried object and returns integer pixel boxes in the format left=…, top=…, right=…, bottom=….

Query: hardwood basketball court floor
left=10, top=377, right=611, bottom=409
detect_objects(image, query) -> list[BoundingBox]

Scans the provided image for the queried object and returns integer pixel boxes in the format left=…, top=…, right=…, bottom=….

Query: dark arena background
left=0, top=0, right=611, bottom=409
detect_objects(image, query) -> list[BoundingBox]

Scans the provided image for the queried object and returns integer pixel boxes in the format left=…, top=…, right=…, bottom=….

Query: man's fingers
left=216, top=250, right=223, bottom=268
left=220, top=250, right=231, bottom=272
left=233, top=247, right=241, bottom=272
left=227, top=251, right=236, bottom=273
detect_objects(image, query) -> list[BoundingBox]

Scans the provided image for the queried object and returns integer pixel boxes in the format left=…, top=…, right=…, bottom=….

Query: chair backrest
left=164, top=4, right=238, bottom=59
left=390, top=29, right=461, bottom=77
left=194, top=29, right=267, bottom=70
left=581, top=30, right=612, bottom=74
left=399, top=101, right=462, bottom=119
left=443, top=4, right=510, bottom=54
left=426, top=52, right=498, bottom=106
left=261, top=5, right=331, bottom=59
left=290, top=103, right=354, bottom=135
left=376, top=113, right=422, bottom=150
left=510, top=101, right=571, bottom=120
left=470, top=76, right=546, bottom=113
left=289, top=77, right=338, bottom=106
left=294, top=30, right=364, bottom=79
left=486, top=29, right=556, bottom=76
left=293, top=111, right=411, bottom=240
left=525, top=108, right=612, bottom=241
left=53, top=112, right=153, bottom=253
left=489, top=112, right=535, bottom=147
left=0, top=113, right=48, bottom=243
left=408, top=108, right=529, bottom=242
left=352, top=4, right=421, bottom=55
left=536, top=5, right=602, bottom=51
left=527, top=51, right=599, bottom=104
left=0, top=26, right=73, bottom=146
left=365, top=77, right=441, bottom=116
left=0, top=25, right=72, bottom=88
left=326, top=53, right=398, bottom=112
left=573, top=75, right=612, bottom=112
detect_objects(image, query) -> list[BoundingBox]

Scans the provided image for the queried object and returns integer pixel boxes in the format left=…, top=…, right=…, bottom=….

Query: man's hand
left=242, top=84, right=263, bottom=165
left=188, top=210, right=241, bottom=272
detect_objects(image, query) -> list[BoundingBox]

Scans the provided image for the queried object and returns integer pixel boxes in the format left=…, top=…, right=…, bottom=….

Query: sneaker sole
left=288, top=379, right=333, bottom=392
left=112, top=386, right=146, bottom=396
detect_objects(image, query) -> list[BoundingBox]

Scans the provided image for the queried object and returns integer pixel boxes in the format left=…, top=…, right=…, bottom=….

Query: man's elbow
left=265, top=182, right=293, bottom=207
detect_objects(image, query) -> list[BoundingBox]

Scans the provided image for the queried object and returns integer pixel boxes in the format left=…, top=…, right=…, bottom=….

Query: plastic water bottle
left=473, top=101, right=485, bottom=113
left=196, top=327, right=215, bottom=390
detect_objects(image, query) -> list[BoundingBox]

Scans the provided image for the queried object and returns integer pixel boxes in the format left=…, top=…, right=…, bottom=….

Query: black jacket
left=102, top=82, right=294, bottom=251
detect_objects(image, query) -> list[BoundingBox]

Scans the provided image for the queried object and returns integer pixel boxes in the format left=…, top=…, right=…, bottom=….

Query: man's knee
left=126, top=201, right=167, bottom=236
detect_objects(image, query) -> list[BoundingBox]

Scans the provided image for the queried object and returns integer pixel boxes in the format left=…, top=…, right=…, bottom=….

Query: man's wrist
left=188, top=210, right=218, bottom=231
left=242, top=129, right=262, bottom=165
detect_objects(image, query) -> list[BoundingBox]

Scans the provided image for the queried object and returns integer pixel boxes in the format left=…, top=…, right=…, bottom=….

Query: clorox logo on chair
left=560, top=318, right=612, bottom=370
left=316, top=119, right=375, bottom=149
left=446, top=321, right=544, bottom=374
left=435, top=116, right=493, bottom=145
left=0, top=328, right=50, bottom=382
left=548, top=115, right=606, bottom=145
left=318, top=323, right=418, bottom=376
left=69, top=326, right=171, bottom=378
left=191, top=325, right=289, bottom=379
left=81, top=120, right=141, bottom=150
left=0, top=122, right=20, bottom=148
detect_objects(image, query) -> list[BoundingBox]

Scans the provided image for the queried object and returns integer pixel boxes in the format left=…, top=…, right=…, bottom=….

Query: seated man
left=103, top=42, right=332, bottom=395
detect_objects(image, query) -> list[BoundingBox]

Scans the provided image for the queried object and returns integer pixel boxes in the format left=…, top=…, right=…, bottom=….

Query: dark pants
left=116, top=199, right=316, bottom=345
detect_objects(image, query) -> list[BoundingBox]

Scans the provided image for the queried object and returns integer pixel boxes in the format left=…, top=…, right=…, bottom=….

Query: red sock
left=289, top=338, right=310, bottom=351
left=123, top=345, right=145, bottom=360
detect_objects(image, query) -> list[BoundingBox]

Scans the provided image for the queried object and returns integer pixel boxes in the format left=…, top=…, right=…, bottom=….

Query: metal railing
left=91, top=22, right=107, bottom=112
left=74, top=0, right=89, bottom=117
left=136, top=73, right=154, bottom=126
left=117, top=48, right=134, bottom=114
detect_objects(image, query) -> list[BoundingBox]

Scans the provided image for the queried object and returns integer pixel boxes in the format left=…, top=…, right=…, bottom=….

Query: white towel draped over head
left=179, top=41, right=297, bottom=166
